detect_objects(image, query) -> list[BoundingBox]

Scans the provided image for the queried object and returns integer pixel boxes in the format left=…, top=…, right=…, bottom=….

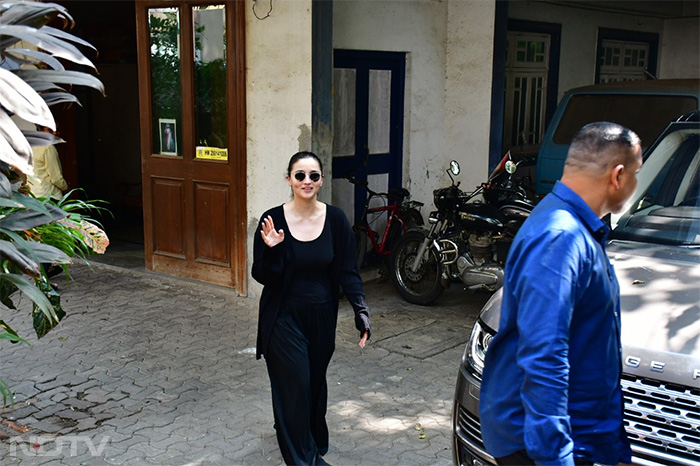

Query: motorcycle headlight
left=433, top=187, right=452, bottom=210
left=462, top=320, right=493, bottom=378
left=428, top=210, right=440, bottom=224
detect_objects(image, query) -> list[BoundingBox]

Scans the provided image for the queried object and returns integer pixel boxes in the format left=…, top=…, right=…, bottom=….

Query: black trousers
left=496, top=449, right=595, bottom=466
left=265, top=300, right=336, bottom=466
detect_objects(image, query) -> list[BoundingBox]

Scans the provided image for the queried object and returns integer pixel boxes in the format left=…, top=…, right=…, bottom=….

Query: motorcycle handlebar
left=454, top=185, right=484, bottom=201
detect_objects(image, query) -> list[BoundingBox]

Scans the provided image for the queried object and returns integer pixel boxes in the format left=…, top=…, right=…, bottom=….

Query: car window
left=612, top=128, right=700, bottom=245
left=553, top=94, right=698, bottom=147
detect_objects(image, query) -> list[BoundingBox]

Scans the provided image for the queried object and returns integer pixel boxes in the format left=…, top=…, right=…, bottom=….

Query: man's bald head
left=565, top=122, right=641, bottom=175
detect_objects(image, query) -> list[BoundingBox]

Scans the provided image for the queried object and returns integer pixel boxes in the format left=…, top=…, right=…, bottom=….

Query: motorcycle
left=483, top=147, right=538, bottom=231
left=388, top=157, right=536, bottom=305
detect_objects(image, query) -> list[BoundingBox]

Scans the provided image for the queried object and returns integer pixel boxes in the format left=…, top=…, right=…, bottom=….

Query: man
left=480, top=122, right=642, bottom=466
left=29, top=126, right=68, bottom=200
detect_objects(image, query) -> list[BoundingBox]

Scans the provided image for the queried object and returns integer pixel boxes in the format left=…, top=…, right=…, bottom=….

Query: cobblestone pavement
left=0, top=261, right=489, bottom=465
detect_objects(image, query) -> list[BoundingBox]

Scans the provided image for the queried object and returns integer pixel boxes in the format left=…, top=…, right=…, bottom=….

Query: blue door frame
left=332, top=49, right=406, bottom=224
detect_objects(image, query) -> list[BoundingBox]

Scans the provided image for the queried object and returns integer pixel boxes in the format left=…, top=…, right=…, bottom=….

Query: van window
left=552, top=94, right=698, bottom=147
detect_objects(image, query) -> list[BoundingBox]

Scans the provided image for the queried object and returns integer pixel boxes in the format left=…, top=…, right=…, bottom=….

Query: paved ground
left=0, top=251, right=490, bottom=465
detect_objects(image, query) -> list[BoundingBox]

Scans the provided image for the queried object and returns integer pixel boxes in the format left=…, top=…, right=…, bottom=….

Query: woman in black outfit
left=252, top=151, right=371, bottom=465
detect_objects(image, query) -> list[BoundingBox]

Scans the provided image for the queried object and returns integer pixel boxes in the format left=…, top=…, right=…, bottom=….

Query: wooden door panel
left=194, top=181, right=230, bottom=265
left=151, top=177, right=186, bottom=257
left=136, top=1, right=246, bottom=292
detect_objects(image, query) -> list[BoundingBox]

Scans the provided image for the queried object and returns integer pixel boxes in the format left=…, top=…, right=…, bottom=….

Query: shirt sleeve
left=45, top=146, right=68, bottom=192
left=335, top=209, right=371, bottom=339
left=509, top=229, right=587, bottom=466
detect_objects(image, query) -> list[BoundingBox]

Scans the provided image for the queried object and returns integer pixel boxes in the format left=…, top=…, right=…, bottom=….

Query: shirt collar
left=551, top=181, right=610, bottom=243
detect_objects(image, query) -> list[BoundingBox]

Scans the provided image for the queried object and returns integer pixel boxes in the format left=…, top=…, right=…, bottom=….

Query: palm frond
left=5, top=48, right=65, bottom=71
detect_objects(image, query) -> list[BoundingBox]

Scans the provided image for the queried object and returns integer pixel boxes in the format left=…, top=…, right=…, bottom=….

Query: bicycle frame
left=360, top=200, right=404, bottom=256
left=343, top=173, right=422, bottom=268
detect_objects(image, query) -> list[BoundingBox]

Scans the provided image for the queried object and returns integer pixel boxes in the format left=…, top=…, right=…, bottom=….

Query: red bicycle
left=344, top=174, right=423, bottom=269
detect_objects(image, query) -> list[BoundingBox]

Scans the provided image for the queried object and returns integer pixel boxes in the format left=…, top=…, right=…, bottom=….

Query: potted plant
left=0, top=0, right=106, bottom=404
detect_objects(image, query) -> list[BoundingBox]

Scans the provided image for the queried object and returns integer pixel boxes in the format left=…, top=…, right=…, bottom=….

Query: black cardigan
left=252, top=204, right=371, bottom=360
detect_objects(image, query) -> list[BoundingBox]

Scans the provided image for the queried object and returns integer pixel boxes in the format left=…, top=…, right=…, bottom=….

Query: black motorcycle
left=389, top=158, right=536, bottom=305
left=483, top=147, right=538, bottom=232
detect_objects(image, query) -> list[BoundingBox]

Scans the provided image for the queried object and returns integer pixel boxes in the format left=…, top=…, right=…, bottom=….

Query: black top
left=286, top=216, right=333, bottom=303
left=252, top=204, right=371, bottom=359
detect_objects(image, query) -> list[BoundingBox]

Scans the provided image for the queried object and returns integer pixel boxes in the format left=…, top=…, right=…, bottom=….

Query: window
left=596, top=29, right=658, bottom=84
left=599, top=40, right=649, bottom=83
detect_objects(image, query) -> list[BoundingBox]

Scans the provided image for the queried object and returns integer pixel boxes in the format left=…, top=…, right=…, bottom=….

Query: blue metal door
left=332, top=50, right=405, bottom=224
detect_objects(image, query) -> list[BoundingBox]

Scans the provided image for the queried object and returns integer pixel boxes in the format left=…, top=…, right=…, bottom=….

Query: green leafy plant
left=0, top=1, right=106, bottom=406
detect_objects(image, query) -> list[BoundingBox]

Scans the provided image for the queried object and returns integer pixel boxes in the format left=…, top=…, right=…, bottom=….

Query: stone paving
left=0, top=260, right=489, bottom=465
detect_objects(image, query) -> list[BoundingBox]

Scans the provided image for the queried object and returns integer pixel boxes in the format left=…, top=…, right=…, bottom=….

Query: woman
left=252, top=151, right=371, bottom=465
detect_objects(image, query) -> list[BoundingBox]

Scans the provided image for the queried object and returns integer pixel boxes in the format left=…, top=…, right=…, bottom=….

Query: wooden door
left=136, top=2, right=246, bottom=291
left=331, top=50, right=406, bottom=225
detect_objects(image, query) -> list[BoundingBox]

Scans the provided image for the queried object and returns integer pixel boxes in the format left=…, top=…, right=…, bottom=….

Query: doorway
left=502, top=19, right=561, bottom=153
left=503, top=31, right=550, bottom=147
left=135, top=2, right=247, bottom=291
left=331, top=50, right=406, bottom=225
left=58, top=1, right=144, bottom=268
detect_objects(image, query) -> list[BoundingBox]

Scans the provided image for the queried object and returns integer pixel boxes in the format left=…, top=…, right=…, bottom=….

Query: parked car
left=453, top=113, right=700, bottom=466
left=535, top=79, right=700, bottom=195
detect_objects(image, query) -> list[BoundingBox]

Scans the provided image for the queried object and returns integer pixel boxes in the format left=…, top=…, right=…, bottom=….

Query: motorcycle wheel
left=389, top=230, right=444, bottom=305
left=354, top=225, right=368, bottom=270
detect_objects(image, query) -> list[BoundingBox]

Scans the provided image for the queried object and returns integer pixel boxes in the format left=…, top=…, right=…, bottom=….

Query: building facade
left=55, top=0, right=699, bottom=297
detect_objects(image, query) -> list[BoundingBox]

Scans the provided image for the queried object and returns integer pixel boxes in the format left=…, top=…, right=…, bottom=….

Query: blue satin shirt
left=479, top=182, right=632, bottom=466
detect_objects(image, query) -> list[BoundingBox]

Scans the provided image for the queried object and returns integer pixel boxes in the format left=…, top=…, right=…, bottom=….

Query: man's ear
left=611, top=164, right=625, bottom=190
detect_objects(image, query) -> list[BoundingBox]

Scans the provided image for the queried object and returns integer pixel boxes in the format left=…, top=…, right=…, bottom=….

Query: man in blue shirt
left=480, top=122, right=642, bottom=466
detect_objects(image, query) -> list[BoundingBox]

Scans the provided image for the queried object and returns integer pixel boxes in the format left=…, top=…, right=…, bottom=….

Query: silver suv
left=453, top=113, right=700, bottom=466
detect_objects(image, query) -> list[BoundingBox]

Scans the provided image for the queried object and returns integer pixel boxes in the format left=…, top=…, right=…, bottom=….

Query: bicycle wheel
left=354, top=225, right=368, bottom=270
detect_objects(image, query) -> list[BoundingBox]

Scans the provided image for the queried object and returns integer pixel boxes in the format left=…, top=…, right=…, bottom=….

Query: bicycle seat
left=388, top=187, right=410, bottom=203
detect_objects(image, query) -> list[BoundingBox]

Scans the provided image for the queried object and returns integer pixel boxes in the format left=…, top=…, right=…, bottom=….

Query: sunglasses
left=293, top=171, right=322, bottom=182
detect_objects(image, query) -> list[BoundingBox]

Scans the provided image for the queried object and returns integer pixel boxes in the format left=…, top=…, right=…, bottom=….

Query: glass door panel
left=149, top=7, right=183, bottom=157
left=332, top=68, right=357, bottom=157
left=193, top=5, right=228, bottom=161
left=368, top=69, right=391, bottom=155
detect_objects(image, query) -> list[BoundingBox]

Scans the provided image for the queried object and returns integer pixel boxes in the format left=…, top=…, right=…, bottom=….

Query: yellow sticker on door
left=196, top=146, right=228, bottom=160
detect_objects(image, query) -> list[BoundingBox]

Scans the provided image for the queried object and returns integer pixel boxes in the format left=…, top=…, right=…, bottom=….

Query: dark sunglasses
left=293, top=171, right=322, bottom=182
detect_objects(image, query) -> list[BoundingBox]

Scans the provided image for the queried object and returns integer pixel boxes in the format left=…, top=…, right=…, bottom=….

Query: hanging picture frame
left=159, top=118, right=178, bottom=155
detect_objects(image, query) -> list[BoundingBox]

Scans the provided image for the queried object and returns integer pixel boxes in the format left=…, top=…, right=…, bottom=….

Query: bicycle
left=343, top=174, right=424, bottom=270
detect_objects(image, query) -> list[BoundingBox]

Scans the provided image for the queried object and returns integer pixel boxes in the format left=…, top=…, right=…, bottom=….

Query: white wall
left=444, top=0, right=496, bottom=192
left=334, top=0, right=496, bottom=219
left=245, top=0, right=313, bottom=297
left=660, top=17, right=700, bottom=79
left=242, top=0, right=697, bottom=297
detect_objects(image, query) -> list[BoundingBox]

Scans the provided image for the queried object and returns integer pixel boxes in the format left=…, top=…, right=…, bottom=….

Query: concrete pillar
left=312, top=0, right=333, bottom=204
left=245, top=0, right=313, bottom=296
left=444, top=0, right=496, bottom=190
